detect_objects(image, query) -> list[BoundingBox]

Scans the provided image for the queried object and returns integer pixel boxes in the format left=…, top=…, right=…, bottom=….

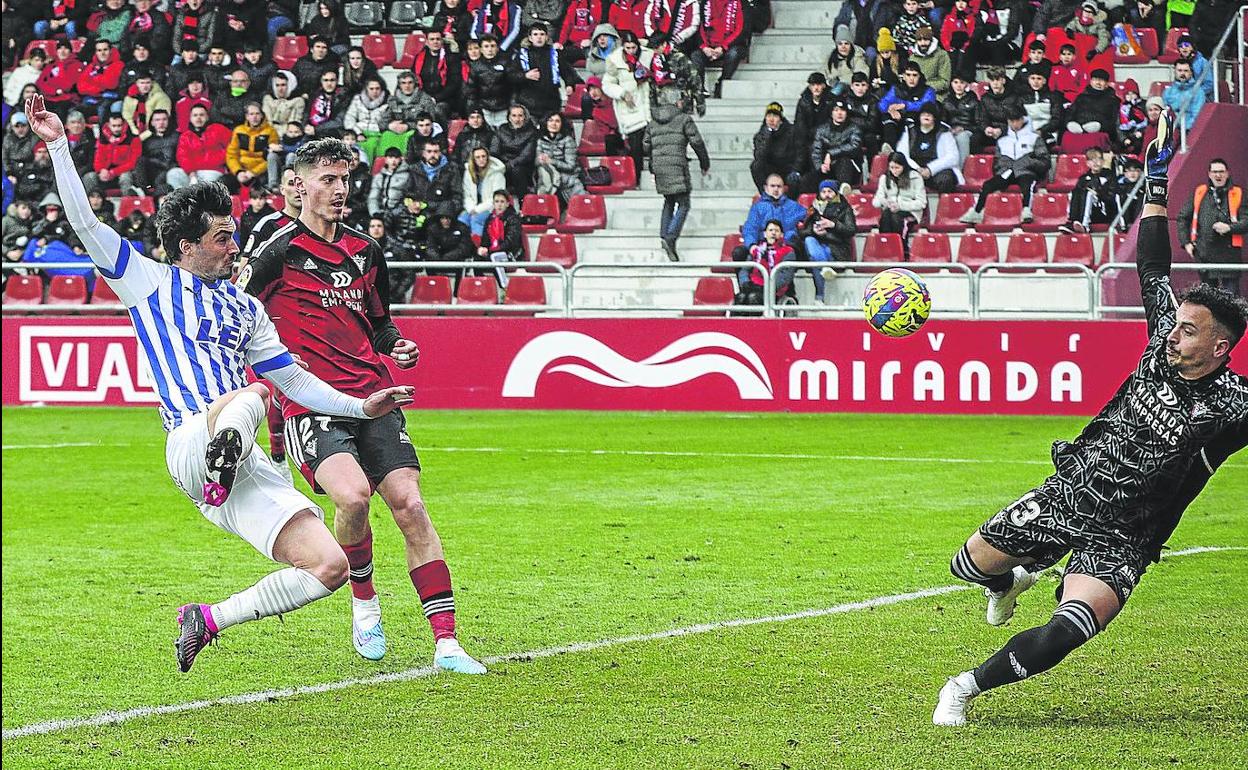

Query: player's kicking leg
left=950, top=532, right=1041, bottom=627
left=376, top=467, right=485, bottom=675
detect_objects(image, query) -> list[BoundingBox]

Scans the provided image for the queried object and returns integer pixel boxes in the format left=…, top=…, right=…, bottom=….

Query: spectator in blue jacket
left=878, top=63, right=936, bottom=148
left=1163, top=60, right=1206, bottom=131
left=732, top=173, right=807, bottom=261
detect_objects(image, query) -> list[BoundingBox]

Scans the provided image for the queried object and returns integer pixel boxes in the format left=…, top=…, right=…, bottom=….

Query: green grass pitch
left=3, top=407, right=1245, bottom=769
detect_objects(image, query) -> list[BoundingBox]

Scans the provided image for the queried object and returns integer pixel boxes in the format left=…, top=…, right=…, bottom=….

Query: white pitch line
left=0, top=441, right=136, bottom=450
left=3, top=545, right=1243, bottom=741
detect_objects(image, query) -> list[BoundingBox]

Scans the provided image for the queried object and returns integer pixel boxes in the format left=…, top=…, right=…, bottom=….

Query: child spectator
left=239, top=183, right=276, bottom=237
left=1064, top=2, right=1111, bottom=63
left=1019, top=70, right=1064, bottom=151
left=1117, top=79, right=1148, bottom=155
left=1013, top=40, right=1053, bottom=94
left=961, top=106, right=1048, bottom=225
left=477, top=190, right=524, bottom=287
left=1048, top=43, right=1088, bottom=105
left=1059, top=146, right=1116, bottom=233
left=1112, top=157, right=1144, bottom=232
left=1066, top=68, right=1120, bottom=139
left=175, top=75, right=213, bottom=132
left=939, top=0, right=976, bottom=83
left=736, top=220, right=795, bottom=307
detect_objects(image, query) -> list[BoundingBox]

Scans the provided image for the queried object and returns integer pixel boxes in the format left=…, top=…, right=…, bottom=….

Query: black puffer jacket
left=642, top=104, right=710, bottom=196
left=405, top=157, right=463, bottom=219
left=752, top=116, right=797, bottom=171
left=142, top=128, right=180, bottom=177
left=1068, top=86, right=1120, bottom=134
left=425, top=216, right=476, bottom=261
left=490, top=116, right=539, bottom=175
left=845, top=91, right=882, bottom=147
left=453, top=123, right=497, bottom=165
left=793, top=88, right=833, bottom=153
left=810, top=119, right=862, bottom=168
left=797, top=196, right=856, bottom=260
left=940, top=90, right=979, bottom=131
left=465, top=56, right=512, bottom=112
left=978, top=88, right=1024, bottom=132
left=480, top=207, right=524, bottom=259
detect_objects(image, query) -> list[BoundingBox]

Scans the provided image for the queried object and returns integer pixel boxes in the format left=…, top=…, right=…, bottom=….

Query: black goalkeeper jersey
left=1047, top=267, right=1248, bottom=551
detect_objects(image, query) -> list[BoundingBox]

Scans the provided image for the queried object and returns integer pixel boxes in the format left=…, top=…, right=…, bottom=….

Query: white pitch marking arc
left=3, top=546, right=1243, bottom=741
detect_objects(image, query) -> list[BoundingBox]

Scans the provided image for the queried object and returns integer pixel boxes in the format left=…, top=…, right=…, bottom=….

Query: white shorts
left=165, top=413, right=323, bottom=559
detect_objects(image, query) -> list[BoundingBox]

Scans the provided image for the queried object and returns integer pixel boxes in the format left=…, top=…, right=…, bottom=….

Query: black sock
left=972, top=600, right=1099, bottom=691
left=950, top=544, right=1015, bottom=593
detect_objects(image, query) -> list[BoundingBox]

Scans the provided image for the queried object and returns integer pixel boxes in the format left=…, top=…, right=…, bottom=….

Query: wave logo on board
left=502, top=331, right=774, bottom=399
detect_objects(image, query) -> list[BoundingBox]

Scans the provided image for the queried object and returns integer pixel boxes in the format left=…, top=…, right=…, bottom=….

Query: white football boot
left=434, top=637, right=487, bottom=675
left=985, top=566, right=1039, bottom=626
left=351, top=596, right=387, bottom=661
left=933, top=671, right=981, bottom=726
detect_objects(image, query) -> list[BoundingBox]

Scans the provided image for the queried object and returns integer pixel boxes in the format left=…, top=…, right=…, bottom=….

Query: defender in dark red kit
left=241, top=138, right=485, bottom=673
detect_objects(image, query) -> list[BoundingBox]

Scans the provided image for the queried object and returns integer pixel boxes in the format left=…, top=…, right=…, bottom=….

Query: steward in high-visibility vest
left=1178, top=164, right=1245, bottom=293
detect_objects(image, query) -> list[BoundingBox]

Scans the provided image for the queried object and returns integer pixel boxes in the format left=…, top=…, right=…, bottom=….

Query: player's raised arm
left=1136, top=109, right=1179, bottom=337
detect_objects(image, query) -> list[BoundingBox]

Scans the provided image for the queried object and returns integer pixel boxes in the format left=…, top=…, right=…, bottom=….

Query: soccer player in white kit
left=25, top=95, right=416, bottom=673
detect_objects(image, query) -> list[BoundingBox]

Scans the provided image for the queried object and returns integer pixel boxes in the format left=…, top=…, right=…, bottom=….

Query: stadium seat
left=1005, top=232, right=1048, bottom=263
left=867, top=153, right=889, bottom=188
left=1059, top=131, right=1110, bottom=154
left=796, top=192, right=816, bottom=209
left=404, top=275, right=452, bottom=315
left=230, top=195, right=245, bottom=220
left=1052, top=233, right=1096, bottom=267
left=969, top=81, right=989, bottom=97
left=456, top=275, right=500, bottom=305
left=909, top=231, right=952, bottom=262
left=578, top=120, right=609, bottom=156
left=371, top=155, right=386, bottom=175
left=3, top=275, right=43, bottom=305
left=1157, top=27, right=1187, bottom=64
left=685, top=276, right=736, bottom=316
left=562, top=83, right=588, bottom=119
left=847, top=193, right=880, bottom=231
left=959, top=155, right=994, bottom=192
left=388, top=1, right=424, bottom=30
left=1115, top=27, right=1159, bottom=64
left=394, top=32, right=427, bottom=68
left=47, top=275, right=88, bottom=305
left=1049, top=155, right=1087, bottom=192
left=585, top=156, right=635, bottom=194
left=535, top=233, right=578, bottom=268
left=956, top=233, right=1000, bottom=271
left=272, top=35, right=307, bottom=70
left=24, top=40, right=57, bottom=61
left=504, top=275, right=547, bottom=307
left=556, top=195, right=606, bottom=233
left=1101, top=232, right=1129, bottom=264
left=520, top=194, right=560, bottom=233
left=345, top=2, right=385, bottom=30
left=1022, top=192, right=1070, bottom=232
left=91, top=278, right=121, bottom=304
left=929, top=193, right=976, bottom=232
left=361, top=33, right=396, bottom=67
left=116, top=195, right=156, bottom=219
left=861, top=232, right=905, bottom=263
left=448, top=118, right=467, bottom=149
left=979, top=193, right=1023, bottom=232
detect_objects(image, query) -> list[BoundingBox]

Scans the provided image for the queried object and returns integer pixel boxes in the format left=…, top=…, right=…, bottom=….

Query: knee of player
left=245, top=382, right=273, bottom=410
left=392, top=498, right=432, bottom=533
left=310, top=550, right=350, bottom=590
left=334, top=491, right=373, bottom=519
left=1046, top=600, right=1101, bottom=648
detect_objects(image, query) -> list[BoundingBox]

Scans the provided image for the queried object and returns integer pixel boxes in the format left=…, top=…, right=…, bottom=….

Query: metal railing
left=566, top=261, right=771, bottom=315
left=1178, top=6, right=1246, bottom=149
left=748, top=260, right=976, bottom=317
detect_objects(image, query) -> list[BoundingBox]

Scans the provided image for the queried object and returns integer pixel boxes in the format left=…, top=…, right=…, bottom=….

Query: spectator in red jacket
left=77, top=39, right=125, bottom=123
left=559, top=0, right=603, bottom=62
left=34, top=40, right=84, bottom=120
left=167, top=104, right=231, bottom=189
left=83, top=115, right=142, bottom=196
left=175, top=76, right=214, bottom=132
left=690, top=0, right=748, bottom=98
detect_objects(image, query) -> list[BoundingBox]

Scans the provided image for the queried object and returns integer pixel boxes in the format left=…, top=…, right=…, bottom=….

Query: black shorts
left=285, top=410, right=421, bottom=493
left=977, top=479, right=1151, bottom=605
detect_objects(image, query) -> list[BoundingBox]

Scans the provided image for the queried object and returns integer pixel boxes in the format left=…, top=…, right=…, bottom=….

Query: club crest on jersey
left=352, top=254, right=367, bottom=273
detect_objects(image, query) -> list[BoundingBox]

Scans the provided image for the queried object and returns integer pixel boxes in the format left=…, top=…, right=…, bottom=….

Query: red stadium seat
left=1157, top=27, right=1187, bottom=64
left=47, top=275, right=88, bottom=304
left=796, top=193, right=816, bottom=209
left=1049, top=155, right=1088, bottom=193
left=116, top=196, right=156, bottom=219
left=1115, top=27, right=1158, bottom=64
left=861, top=232, right=905, bottom=263
left=401, top=274, right=453, bottom=315
left=230, top=195, right=245, bottom=220
left=91, top=278, right=121, bottom=304
left=562, top=83, right=588, bottom=118
left=394, top=32, right=427, bottom=69
left=979, top=193, right=1023, bottom=232
left=371, top=155, right=386, bottom=175
left=1023, top=192, right=1070, bottom=232
left=721, top=232, right=744, bottom=261
left=585, top=156, right=635, bottom=194
left=456, top=275, right=499, bottom=305
left=969, top=81, right=989, bottom=97
left=1059, top=131, right=1110, bottom=154
left=1052, top=233, right=1096, bottom=267
left=909, top=231, right=952, bottom=262
left=520, top=194, right=560, bottom=233
left=1148, top=80, right=1169, bottom=98
left=556, top=195, right=606, bottom=233
left=1005, top=232, right=1048, bottom=263
left=867, top=152, right=890, bottom=188
left=929, top=193, right=976, bottom=232
left=447, top=118, right=467, bottom=149
left=847, top=193, right=880, bottom=231
left=535, top=233, right=578, bottom=268
left=24, top=40, right=58, bottom=61
left=1101, top=231, right=1129, bottom=264
left=3, top=275, right=43, bottom=305
left=956, top=232, right=1000, bottom=271
left=361, top=33, right=396, bottom=67
left=959, top=155, right=994, bottom=192
left=684, top=276, right=736, bottom=316
left=504, top=275, right=547, bottom=306
left=577, top=120, right=609, bottom=156
left=272, top=35, right=308, bottom=70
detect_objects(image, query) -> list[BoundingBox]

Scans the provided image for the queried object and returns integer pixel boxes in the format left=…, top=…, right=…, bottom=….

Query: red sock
left=267, top=401, right=286, bottom=461
left=411, top=559, right=456, bottom=642
left=342, top=533, right=376, bottom=601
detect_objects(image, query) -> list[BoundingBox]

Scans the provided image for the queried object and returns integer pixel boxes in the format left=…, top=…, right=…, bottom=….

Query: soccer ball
left=862, top=268, right=931, bottom=338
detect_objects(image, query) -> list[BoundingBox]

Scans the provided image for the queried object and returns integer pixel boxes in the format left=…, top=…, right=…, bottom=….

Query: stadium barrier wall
left=8, top=316, right=1246, bottom=416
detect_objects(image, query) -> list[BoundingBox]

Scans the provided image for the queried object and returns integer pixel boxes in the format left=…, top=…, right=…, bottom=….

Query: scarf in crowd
left=481, top=1, right=513, bottom=37
left=519, top=45, right=560, bottom=86
left=486, top=212, right=506, bottom=249
left=51, top=0, right=77, bottom=19
left=129, top=8, right=154, bottom=34
left=178, top=6, right=201, bottom=50
left=309, top=90, right=336, bottom=125
left=624, top=50, right=647, bottom=83
left=126, top=84, right=149, bottom=133
left=414, top=46, right=448, bottom=88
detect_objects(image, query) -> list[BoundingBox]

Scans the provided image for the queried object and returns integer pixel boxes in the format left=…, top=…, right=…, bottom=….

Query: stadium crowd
left=1, top=0, right=1242, bottom=303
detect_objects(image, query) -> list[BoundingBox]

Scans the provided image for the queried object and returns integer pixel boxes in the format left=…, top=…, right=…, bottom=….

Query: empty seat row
left=3, top=275, right=120, bottom=306
left=520, top=194, right=607, bottom=234
left=400, top=274, right=547, bottom=315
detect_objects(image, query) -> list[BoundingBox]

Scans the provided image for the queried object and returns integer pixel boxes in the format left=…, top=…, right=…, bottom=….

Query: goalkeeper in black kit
left=933, top=110, right=1248, bottom=727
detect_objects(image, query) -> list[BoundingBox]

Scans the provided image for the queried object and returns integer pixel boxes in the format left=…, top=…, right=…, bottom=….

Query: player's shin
left=971, top=600, right=1100, bottom=692
left=208, top=567, right=335, bottom=632
left=411, top=559, right=456, bottom=642
left=342, top=530, right=378, bottom=601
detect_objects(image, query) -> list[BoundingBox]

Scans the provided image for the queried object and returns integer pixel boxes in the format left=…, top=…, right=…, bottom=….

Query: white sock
left=210, top=567, right=334, bottom=631
left=352, top=595, right=382, bottom=628
left=213, top=390, right=266, bottom=461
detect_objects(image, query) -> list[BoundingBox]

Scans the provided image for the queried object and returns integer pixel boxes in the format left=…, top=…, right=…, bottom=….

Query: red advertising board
left=8, top=316, right=1232, bottom=416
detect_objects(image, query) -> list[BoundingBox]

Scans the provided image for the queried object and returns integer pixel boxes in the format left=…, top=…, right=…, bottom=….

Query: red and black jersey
left=239, top=219, right=402, bottom=419
left=240, top=209, right=293, bottom=259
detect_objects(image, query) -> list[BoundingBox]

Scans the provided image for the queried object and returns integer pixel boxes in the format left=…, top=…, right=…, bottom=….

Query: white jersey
left=102, top=238, right=295, bottom=430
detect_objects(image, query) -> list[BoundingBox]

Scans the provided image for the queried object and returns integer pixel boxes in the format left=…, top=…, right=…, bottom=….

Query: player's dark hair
left=293, top=137, right=355, bottom=174
left=154, top=181, right=233, bottom=260
left=1180, top=284, right=1248, bottom=348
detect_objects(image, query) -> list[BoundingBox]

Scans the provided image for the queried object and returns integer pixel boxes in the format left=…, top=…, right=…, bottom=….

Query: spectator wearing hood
left=121, top=75, right=171, bottom=140
left=908, top=25, right=951, bottom=98
left=581, top=76, right=626, bottom=157
left=826, top=28, right=870, bottom=95
left=1162, top=60, right=1206, bottom=131
left=940, top=0, right=976, bottom=82
left=1116, top=79, right=1147, bottom=155
left=798, top=179, right=856, bottom=302
left=643, top=87, right=711, bottom=260
left=941, top=74, right=980, bottom=160
left=961, top=106, right=1048, bottom=224
left=806, top=100, right=862, bottom=194
left=1065, top=2, right=1112, bottom=61
left=471, top=0, right=525, bottom=52
left=601, top=29, right=653, bottom=185
left=559, top=0, right=604, bottom=61
left=83, top=114, right=142, bottom=197
left=971, top=67, right=1023, bottom=153
left=794, top=73, right=834, bottom=175
left=1178, top=158, right=1246, bottom=293
left=32, top=192, right=75, bottom=247
left=226, top=102, right=279, bottom=189
left=879, top=62, right=937, bottom=149
left=263, top=71, right=307, bottom=136
left=585, top=23, right=620, bottom=79
left=1067, top=68, right=1120, bottom=137
left=534, top=112, right=586, bottom=205
left=751, top=102, right=800, bottom=194
left=344, top=78, right=390, bottom=160
left=898, top=102, right=963, bottom=193
left=691, top=0, right=749, bottom=98
left=168, top=104, right=231, bottom=189
left=510, top=22, right=581, bottom=123
left=202, top=45, right=235, bottom=97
